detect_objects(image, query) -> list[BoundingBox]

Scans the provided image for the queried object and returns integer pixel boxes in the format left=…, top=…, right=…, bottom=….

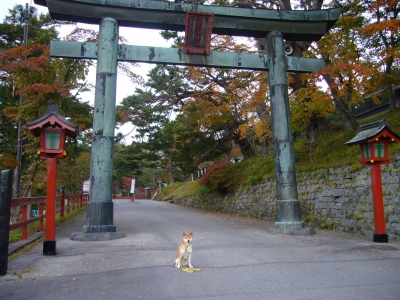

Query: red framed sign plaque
left=184, top=11, right=214, bottom=55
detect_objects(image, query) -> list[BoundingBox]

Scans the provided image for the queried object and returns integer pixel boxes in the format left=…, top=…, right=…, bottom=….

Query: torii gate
left=34, top=0, right=341, bottom=240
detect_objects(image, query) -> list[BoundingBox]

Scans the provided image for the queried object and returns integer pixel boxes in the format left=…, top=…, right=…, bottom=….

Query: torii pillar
left=266, top=32, right=312, bottom=234
left=71, top=18, right=125, bottom=240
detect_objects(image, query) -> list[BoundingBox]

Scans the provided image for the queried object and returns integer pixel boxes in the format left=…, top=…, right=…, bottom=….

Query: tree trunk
left=323, top=74, right=358, bottom=131
left=167, top=156, right=174, bottom=184
left=385, top=60, right=397, bottom=110
left=255, top=93, right=272, bottom=155
left=306, top=115, right=325, bottom=143
left=234, top=133, right=255, bottom=159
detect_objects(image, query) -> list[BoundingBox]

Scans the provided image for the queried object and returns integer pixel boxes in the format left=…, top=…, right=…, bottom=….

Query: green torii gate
left=34, top=0, right=341, bottom=240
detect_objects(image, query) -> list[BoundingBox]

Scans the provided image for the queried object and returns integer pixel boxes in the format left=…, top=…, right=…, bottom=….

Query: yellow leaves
left=3, top=106, right=19, bottom=120
left=238, top=120, right=271, bottom=144
left=186, top=66, right=208, bottom=84
left=291, top=87, right=335, bottom=134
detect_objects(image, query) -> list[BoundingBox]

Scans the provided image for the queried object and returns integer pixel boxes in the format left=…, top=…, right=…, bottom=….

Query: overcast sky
left=1, top=0, right=173, bottom=143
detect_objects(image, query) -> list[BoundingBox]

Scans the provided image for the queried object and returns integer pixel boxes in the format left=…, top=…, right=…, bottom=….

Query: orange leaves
left=182, top=35, right=271, bottom=155
left=368, top=0, right=399, bottom=16
left=18, top=83, right=69, bottom=102
left=2, top=106, right=19, bottom=120
left=316, top=0, right=399, bottom=120
left=0, top=41, right=91, bottom=107
left=0, top=153, right=19, bottom=168
left=0, top=44, right=49, bottom=80
left=211, top=35, right=256, bottom=53
left=65, top=27, right=98, bottom=43
left=121, top=176, right=133, bottom=190
left=115, top=108, right=135, bottom=125
left=363, top=19, right=400, bottom=35
left=117, top=62, right=145, bottom=86
left=250, top=77, right=268, bottom=105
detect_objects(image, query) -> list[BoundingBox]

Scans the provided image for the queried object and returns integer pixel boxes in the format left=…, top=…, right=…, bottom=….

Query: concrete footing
left=267, top=227, right=316, bottom=236
left=373, top=233, right=388, bottom=243
left=43, top=240, right=57, bottom=255
left=70, top=232, right=125, bottom=241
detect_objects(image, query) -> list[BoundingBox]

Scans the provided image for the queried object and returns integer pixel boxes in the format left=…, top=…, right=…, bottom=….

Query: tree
left=112, top=142, right=154, bottom=193
left=317, top=1, right=367, bottom=131
left=0, top=6, right=93, bottom=196
left=290, top=78, right=335, bottom=140
left=171, top=34, right=269, bottom=158
left=0, top=84, right=19, bottom=169
left=171, top=105, right=231, bottom=173
left=117, top=64, right=192, bottom=183
left=361, top=0, right=400, bottom=110
left=0, top=8, right=69, bottom=48
left=118, top=0, right=399, bottom=183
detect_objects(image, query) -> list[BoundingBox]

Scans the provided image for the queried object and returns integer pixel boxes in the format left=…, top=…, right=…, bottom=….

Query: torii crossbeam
left=34, top=0, right=341, bottom=240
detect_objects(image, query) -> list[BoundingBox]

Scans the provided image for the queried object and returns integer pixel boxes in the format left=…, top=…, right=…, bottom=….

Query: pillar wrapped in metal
left=266, top=31, right=306, bottom=232
left=81, top=18, right=121, bottom=236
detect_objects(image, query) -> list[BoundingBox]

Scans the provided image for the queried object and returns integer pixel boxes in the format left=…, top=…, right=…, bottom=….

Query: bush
left=200, top=161, right=238, bottom=194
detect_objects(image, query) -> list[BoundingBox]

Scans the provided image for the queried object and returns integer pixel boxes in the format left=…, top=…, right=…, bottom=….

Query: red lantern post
left=346, top=119, right=400, bottom=243
left=27, top=105, right=78, bottom=255
left=45, top=157, right=57, bottom=246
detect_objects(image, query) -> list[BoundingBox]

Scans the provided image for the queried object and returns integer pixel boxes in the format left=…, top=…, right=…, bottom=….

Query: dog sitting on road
left=174, top=232, right=194, bottom=269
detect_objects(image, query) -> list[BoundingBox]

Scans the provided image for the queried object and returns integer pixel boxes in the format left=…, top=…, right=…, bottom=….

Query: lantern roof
left=26, top=104, right=79, bottom=138
left=345, top=119, right=400, bottom=146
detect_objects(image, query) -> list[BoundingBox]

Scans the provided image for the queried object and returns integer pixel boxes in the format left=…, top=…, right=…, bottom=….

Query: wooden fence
left=9, top=191, right=89, bottom=240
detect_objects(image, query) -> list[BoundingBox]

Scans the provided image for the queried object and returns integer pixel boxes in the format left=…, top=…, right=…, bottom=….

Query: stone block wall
left=172, top=156, right=400, bottom=241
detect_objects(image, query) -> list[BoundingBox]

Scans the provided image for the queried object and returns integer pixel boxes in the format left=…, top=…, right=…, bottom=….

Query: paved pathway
left=1, top=199, right=400, bottom=299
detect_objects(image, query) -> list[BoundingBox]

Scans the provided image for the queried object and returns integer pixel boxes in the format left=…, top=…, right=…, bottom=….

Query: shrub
left=200, top=161, right=238, bottom=194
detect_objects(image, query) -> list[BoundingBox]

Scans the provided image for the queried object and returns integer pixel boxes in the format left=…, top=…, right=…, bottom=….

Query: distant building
left=355, top=85, right=400, bottom=120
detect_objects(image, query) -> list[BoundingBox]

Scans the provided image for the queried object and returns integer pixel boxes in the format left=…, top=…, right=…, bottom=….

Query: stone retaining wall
left=172, top=156, right=400, bottom=241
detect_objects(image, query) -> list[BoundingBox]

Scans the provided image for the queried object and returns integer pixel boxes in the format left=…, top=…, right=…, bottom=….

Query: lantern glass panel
left=374, top=143, right=386, bottom=158
left=362, top=144, right=370, bottom=158
left=45, top=132, right=61, bottom=149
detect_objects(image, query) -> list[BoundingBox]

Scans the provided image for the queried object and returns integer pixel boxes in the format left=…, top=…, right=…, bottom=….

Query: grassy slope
left=160, top=109, right=400, bottom=200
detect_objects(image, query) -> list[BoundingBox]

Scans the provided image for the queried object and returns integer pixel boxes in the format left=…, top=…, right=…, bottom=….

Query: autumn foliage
left=200, top=160, right=238, bottom=194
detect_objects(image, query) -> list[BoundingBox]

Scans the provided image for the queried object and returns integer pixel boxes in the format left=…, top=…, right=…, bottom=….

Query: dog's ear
left=189, top=232, right=193, bottom=235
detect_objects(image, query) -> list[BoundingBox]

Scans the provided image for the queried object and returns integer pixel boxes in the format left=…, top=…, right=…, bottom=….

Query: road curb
left=8, top=232, right=45, bottom=255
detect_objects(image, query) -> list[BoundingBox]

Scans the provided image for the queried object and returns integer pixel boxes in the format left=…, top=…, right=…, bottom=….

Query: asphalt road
left=1, top=199, right=400, bottom=300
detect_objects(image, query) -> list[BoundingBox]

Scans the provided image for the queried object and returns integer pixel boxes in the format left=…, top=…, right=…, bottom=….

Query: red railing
left=9, top=191, right=89, bottom=240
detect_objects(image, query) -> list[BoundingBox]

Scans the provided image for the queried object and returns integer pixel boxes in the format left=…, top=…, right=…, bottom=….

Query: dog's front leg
left=176, top=249, right=185, bottom=268
left=176, top=255, right=182, bottom=268
left=175, top=256, right=181, bottom=268
left=188, top=253, right=193, bottom=269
